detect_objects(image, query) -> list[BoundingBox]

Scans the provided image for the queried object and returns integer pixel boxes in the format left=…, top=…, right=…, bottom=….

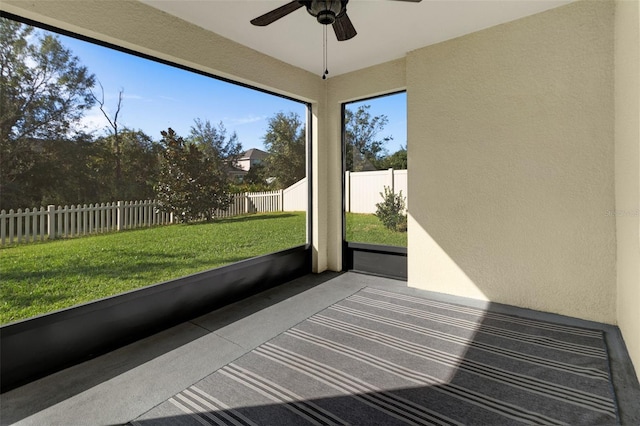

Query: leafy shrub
left=375, top=186, right=407, bottom=232
left=155, top=128, right=230, bottom=222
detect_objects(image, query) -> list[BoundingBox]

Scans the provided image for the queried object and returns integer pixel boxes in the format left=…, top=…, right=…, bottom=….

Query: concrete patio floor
left=1, top=272, right=639, bottom=425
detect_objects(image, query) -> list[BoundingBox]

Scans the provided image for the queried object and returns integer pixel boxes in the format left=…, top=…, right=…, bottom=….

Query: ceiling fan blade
left=250, top=1, right=304, bottom=26
left=333, top=12, right=357, bottom=41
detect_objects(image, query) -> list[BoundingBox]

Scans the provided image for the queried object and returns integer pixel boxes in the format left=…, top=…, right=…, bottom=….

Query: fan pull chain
left=322, top=25, right=329, bottom=79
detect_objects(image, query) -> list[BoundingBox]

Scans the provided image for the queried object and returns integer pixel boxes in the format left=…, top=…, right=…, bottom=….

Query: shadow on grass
left=2, top=293, right=72, bottom=313
left=1, top=212, right=306, bottom=321
left=211, top=213, right=300, bottom=225
left=3, top=252, right=250, bottom=281
left=0, top=251, right=256, bottom=324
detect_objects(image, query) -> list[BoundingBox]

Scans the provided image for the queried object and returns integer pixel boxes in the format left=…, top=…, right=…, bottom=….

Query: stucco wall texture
left=615, top=0, right=640, bottom=380
left=407, top=0, right=618, bottom=325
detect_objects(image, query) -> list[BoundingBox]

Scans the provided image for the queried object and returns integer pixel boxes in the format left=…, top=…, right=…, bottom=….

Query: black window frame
left=341, top=92, right=407, bottom=280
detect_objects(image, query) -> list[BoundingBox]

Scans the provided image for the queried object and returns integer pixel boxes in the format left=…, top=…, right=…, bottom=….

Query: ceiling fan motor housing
left=251, top=0, right=419, bottom=44
left=305, top=0, right=347, bottom=25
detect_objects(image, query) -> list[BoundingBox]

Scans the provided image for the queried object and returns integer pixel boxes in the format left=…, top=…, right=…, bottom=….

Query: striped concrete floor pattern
left=132, top=287, right=619, bottom=425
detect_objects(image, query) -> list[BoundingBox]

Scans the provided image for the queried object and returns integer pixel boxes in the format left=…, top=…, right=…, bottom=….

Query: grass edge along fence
left=0, top=200, right=172, bottom=246
left=0, top=190, right=288, bottom=246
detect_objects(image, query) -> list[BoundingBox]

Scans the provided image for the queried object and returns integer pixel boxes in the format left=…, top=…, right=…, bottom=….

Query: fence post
left=117, top=201, right=124, bottom=231
left=0, top=210, right=5, bottom=245
left=244, top=192, right=249, bottom=214
left=8, top=209, right=14, bottom=244
left=388, top=168, right=395, bottom=193
left=16, top=209, right=23, bottom=243
left=345, top=171, right=351, bottom=213
left=39, top=207, right=45, bottom=241
left=280, top=189, right=284, bottom=211
left=47, top=205, right=56, bottom=240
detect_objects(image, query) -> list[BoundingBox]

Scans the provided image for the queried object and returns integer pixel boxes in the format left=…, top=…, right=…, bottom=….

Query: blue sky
left=58, top=31, right=407, bottom=155
left=346, top=94, right=407, bottom=153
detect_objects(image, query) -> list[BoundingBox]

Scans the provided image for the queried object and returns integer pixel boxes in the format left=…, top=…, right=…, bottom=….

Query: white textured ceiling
left=141, top=0, right=573, bottom=77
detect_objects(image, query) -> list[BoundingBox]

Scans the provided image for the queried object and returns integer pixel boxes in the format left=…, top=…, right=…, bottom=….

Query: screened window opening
left=344, top=92, right=407, bottom=248
left=0, top=16, right=309, bottom=325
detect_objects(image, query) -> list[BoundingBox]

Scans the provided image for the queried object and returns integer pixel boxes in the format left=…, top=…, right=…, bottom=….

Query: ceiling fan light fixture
left=306, top=0, right=344, bottom=25
left=316, top=11, right=336, bottom=25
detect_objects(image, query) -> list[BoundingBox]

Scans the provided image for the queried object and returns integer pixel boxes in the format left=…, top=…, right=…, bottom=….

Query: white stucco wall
left=406, top=0, right=618, bottom=324
left=614, top=0, right=640, bottom=379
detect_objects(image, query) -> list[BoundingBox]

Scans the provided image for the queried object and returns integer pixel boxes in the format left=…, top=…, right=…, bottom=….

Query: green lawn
left=1, top=211, right=405, bottom=324
left=1, top=212, right=306, bottom=324
left=346, top=212, right=407, bottom=247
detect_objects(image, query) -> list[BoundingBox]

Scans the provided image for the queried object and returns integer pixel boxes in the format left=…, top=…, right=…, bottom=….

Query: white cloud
left=99, top=91, right=144, bottom=102
left=157, top=95, right=180, bottom=102
left=73, top=107, right=110, bottom=135
left=122, top=93, right=143, bottom=100
left=225, top=115, right=267, bottom=126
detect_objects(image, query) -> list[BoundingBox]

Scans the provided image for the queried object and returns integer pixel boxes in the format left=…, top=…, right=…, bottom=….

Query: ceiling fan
left=250, top=0, right=422, bottom=42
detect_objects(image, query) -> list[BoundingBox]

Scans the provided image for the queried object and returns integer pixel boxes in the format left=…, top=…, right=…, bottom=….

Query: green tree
left=230, top=162, right=271, bottom=193
left=377, top=146, right=407, bottom=170
left=119, top=129, right=162, bottom=200
left=344, top=105, right=392, bottom=171
left=375, top=186, right=407, bottom=232
left=0, top=19, right=96, bottom=209
left=94, top=129, right=161, bottom=201
left=263, top=112, right=306, bottom=189
left=155, top=128, right=230, bottom=222
left=12, top=133, right=100, bottom=207
left=188, top=118, right=242, bottom=166
left=244, top=163, right=269, bottom=186
left=92, top=83, right=126, bottom=196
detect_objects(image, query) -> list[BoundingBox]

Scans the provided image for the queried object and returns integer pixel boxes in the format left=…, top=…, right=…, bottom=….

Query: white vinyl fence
left=215, top=190, right=285, bottom=218
left=1, top=170, right=403, bottom=246
left=0, top=200, right=173, bottom=246
left=0, top=184, right=310, bottom=246
left=283, top=178, right=308, bottom=212
left=345, top=168, right=407, bottom=214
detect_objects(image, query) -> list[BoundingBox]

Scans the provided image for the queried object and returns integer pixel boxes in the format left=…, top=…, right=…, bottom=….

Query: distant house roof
left=239, top=148, right=269, bottom=161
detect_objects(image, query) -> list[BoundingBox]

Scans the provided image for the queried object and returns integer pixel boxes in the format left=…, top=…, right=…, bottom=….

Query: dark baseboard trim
left=344, top=242, right=407, bottom=280
left=1, top=246, right=311, bottom=392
